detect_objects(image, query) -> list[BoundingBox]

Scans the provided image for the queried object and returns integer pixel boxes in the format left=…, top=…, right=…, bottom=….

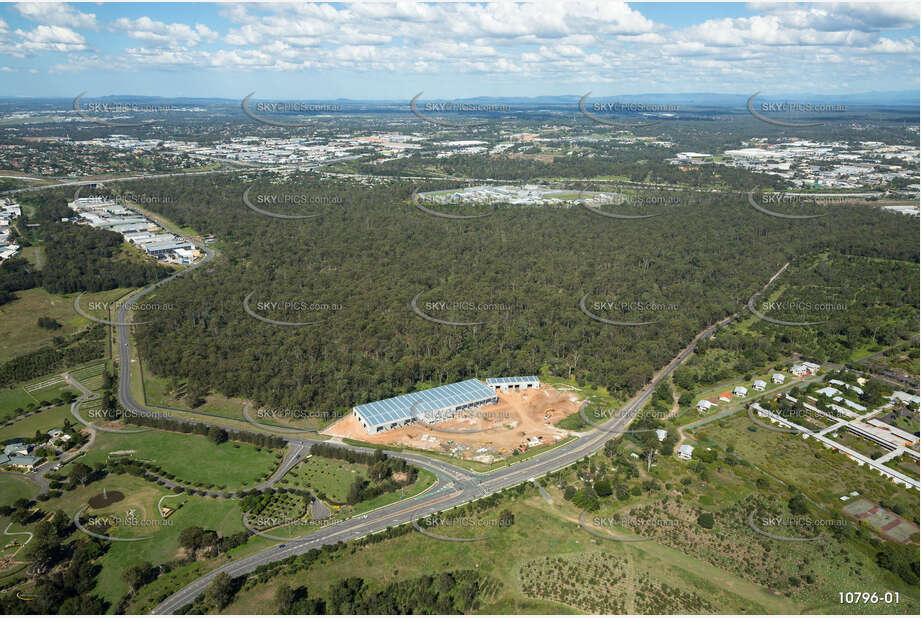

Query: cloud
left=110, top=17, right=218, bottom=48
left=867, top=37, right=918, bottom=54
left=13, top=25, right=88, bottom=54
left=23, top=1, right=920, bottom=94
left=15, top=3, right=97, bottom=29
left=750, top=2, right=920, bottom=32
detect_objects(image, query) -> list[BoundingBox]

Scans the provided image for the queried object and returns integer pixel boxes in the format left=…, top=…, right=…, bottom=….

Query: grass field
left=213, top=430, right=921, bottom=615
left=70, top=360, right=107, bottom=383
left=0, top=403, right=72, bottom=443
left=0, top=387, right=35, bottom=417
left=19, top=246, right=46, bottom=271
left=692, top=411, right=918, bottom=518
left=218, top=491, right=811, bottom=615
left=0, top=287, right=129, bottom=363
left=0, top=474, right=40, bottom=506
left=80, top=429, right=282, bottom=489
left=90, top=482, right=248, bottom=605
left=141, top=367, right=250, bottom=423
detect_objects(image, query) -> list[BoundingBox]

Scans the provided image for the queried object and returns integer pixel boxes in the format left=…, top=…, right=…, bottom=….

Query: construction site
left=323, top=385, right=584, bottom=463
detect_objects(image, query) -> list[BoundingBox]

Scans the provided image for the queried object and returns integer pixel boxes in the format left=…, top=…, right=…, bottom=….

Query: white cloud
left=15, top=3, right=97, bottom=29
left=14, top=25, right=88, bottom=54
left=27, top=1, right=919, bottom=94
left=867, top=37, right=918, bottom=54
left=110, top=17, right=218, bottom=48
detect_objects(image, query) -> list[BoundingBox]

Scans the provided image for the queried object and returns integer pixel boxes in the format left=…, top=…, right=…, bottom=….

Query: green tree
left=205, top=572, right=238, bottom=611
left=275, top=584, right=297, bottom=613
left=788, top=493, right=808, bottom=516
left=178, top=526, right=204, bottom=551
left=593, top=479, right=612, bottom=497
left=207, top=427, right=228, bottom=445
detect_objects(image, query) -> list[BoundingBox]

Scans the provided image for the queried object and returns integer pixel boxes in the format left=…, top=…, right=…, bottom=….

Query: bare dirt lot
left=323, top=386, right=584, bottom=463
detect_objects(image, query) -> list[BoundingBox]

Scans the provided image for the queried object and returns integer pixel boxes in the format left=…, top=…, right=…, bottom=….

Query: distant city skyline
left=0, top=1, right=918, bottom=99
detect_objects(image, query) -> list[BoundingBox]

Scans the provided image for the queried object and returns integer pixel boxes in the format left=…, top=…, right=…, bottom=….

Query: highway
left=0, top=167, right=242, bottom=197
left=0, top=154, right=368, bottom=197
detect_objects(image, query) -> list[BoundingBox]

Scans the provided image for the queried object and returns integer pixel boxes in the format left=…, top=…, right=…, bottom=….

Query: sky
left=0, top=1, right=918, bottom=99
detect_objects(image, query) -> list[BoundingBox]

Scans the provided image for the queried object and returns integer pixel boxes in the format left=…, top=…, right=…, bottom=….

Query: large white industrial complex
left=353, top=376, right=539, bottom=435
left=67, top=195, right=199, bottom=264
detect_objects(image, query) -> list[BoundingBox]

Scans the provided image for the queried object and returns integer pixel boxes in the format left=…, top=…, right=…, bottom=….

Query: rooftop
left=485, top=376, right=539, bottom=385
left=354, top=378, right=497, bottom=427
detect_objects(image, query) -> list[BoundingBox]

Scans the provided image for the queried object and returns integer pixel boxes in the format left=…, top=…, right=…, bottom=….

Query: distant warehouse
left=485, top=376, right=540, bottom=391
left=353, top=378, right=499, bottom=435
left=143, top=240, right=192, bottom=256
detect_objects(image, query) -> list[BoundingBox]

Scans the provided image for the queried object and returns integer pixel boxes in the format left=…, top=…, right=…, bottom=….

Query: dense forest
left=40, top=222, right=170, bottom=294
left=672, top=252, right=919, bottom=390
left=73, top=170, right=916, bottom=417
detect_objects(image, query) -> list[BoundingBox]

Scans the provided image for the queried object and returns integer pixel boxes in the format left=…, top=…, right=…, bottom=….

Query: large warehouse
left=353, top=378, right=499, bottom=435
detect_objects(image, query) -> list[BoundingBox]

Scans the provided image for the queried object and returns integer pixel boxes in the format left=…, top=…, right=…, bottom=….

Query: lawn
left=0, top=387, right=35, bottom=418
left=0, top=403, right=73, bottom=443
left=0, top=471, right=249, bottom=606
left=80, top=429, right=282, bottom=489
left=0, top=360, right=107, bottom=422
left=89, top=481, right=247, bottom=605
left=0, top=474, right=40, bottom=506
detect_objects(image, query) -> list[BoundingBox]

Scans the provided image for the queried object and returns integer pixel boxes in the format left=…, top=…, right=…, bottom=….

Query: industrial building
left=143, top=240, right=192, bottom=256
left=353, top=378, right=499, bottom=435
left=485, top=376, right=540, bottom=391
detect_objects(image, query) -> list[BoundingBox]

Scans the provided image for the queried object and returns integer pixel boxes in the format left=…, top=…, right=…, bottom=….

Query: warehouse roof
left=354, top=378, right=496, bottom=427
left=143, top=240, right=191, bottom=253
left=485, top=376, right=539, bottom=385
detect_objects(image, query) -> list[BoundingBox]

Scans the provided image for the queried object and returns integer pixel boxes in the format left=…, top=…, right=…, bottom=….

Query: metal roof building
left=485, top=376, right=540, bottom=390
left=143, top=240, right=192, bottom=255
left=353, top=378, right=498, bottom=435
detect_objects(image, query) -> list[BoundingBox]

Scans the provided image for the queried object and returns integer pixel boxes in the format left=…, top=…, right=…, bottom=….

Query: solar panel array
left=485, top=376, right=539, bottom=386
left=354, top=378, right=498, bottom=428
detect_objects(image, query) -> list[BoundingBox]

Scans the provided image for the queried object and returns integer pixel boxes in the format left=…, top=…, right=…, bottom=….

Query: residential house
left=816, top=386, right=841, bottom=398
left=696, top=400, right=715, bottom=413
left=752, top=379, right=767, bottom=391
left=791, top=364, right=809, bottom=376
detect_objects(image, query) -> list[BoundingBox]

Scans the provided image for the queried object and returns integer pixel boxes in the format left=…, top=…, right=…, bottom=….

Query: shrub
left=697, top=512, right=714, bottom=529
